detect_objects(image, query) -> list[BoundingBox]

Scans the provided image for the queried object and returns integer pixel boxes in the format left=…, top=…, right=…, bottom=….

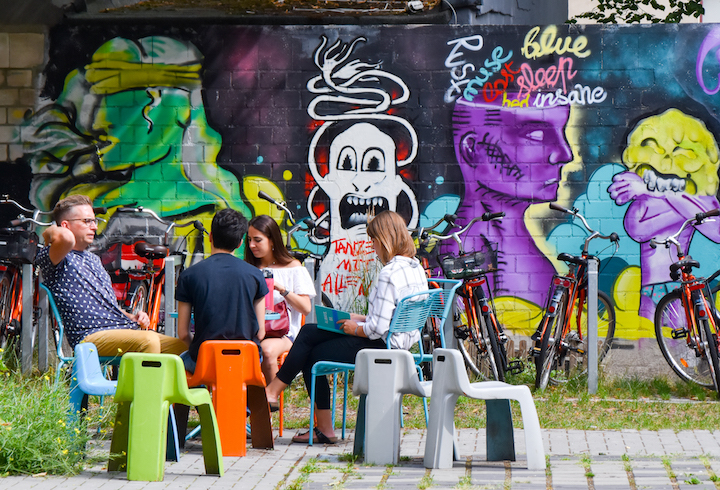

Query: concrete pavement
left=3, top=427, right=720, bottom=488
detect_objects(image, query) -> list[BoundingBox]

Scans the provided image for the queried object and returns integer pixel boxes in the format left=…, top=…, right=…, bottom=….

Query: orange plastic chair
left=185, top=341, right=274, bottom=456
left=277, top=350, right=289, bottom=436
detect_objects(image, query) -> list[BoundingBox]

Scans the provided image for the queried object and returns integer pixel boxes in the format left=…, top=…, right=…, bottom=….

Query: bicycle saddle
left=134, top=242, right=169, bottom=260
left=557, top=252, right=586, bottom=266
left=670, top=258, right=700, bottom=281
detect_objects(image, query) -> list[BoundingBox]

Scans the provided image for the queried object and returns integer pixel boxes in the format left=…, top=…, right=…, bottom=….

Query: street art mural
left=10, top=22, right=720, bottom=346
left=305, top=35, right=419, bottom=310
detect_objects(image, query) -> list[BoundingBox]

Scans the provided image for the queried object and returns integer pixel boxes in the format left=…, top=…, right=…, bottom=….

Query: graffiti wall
left=10, top=22, right=720, bottom=339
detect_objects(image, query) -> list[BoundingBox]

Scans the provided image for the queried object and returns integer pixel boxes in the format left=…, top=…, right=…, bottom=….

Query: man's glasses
left=66, top=218, right=106, bottom=226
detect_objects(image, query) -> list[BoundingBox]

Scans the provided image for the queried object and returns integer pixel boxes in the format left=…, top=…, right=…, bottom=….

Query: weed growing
left=0, top=370, right=107, bottom=475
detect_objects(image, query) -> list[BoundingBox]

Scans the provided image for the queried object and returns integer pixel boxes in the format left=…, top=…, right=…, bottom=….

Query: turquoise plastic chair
left=108, top=353, right=223, bottom=481
left=308, top=288, right=442, bottom=445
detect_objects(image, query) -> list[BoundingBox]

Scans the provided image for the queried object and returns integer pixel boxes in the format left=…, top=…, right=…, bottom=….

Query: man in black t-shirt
left=176, top=208, right=268, bottom=373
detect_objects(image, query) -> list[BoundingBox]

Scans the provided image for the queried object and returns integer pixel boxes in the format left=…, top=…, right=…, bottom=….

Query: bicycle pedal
left=507, top=360, right=524, bottom=375
left=671, top=328, right=688, bottom=339
left=454, top=326, right=470, bottom=340
left=529, top=346, right=542, bottom=358
left=530, top=332, right=541, bottom=342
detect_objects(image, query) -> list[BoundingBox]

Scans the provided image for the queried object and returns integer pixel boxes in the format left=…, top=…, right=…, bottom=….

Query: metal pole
left=37, top=287, right=48, bottom=373
left=21, top=263, right=33, bottom=375
left=164, top=256, right=176, bottom=337
left=587, top=257, right=599, bottom=394
left=305, top=257, right=317, bottom=323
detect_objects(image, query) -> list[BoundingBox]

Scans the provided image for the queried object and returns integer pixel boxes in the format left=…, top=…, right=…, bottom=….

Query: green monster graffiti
left=21, top=36, right=250, bottom=255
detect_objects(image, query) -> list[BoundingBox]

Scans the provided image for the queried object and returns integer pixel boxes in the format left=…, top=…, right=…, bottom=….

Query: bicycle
left=652, top=209, right=720, bottom=392
left=0, top=196, right=48, bottom=357
left=101, top=206, right=205, bottom=333
left=421, top=212, right=521, bottom=381
left=532, top=203, right=618, bottom=390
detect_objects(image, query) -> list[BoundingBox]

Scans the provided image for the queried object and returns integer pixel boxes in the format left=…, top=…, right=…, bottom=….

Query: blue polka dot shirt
left=36, top=246, right=137, bottom=348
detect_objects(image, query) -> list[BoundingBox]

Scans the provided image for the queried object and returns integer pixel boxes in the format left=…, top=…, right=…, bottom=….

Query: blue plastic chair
left=308, top=288, right=443, bottom=445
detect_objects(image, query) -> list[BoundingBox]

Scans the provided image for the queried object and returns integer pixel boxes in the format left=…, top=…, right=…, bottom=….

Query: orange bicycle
left=104, top=206, right=205, bottom=332
left=653, top=209, right=720, bottom=393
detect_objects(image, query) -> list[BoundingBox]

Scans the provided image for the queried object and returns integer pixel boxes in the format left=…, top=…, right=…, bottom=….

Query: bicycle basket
left=439, top=245, right=496, bottom=280
left=0, top=230, right=39, bottom=264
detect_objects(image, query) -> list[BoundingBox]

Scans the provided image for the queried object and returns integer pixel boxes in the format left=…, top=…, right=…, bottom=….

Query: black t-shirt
left=176, top=253, right=268, bottom=361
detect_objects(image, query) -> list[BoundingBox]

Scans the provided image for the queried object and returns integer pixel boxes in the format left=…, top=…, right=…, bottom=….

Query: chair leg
left=166, top=408, right=181, bottom=462
left=247, top=385, right=274, bottom=450
left=514, top=389, right=545, bottom=471
left=126, top=400, right=170, bottom=481
left=108, top=401, right=130, bottom=472
left=353, top=394, right=366, bottom=459
left=341, top=370, right=348, bottom=440
left=196, top=403, right=224, bottom=476
left=423, top=392, right=460, bottom=469
left=309, top=374, right=317, bottom=446
left=486, top=399, right=516, bottom=462
left=172, top=404, right=190, bottom=448
left=279, top=388, right=284, bottom=437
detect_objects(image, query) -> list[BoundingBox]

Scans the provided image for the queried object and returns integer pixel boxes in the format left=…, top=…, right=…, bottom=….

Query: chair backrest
left=353, top=349, right=427, bottom=397
left=40, top=283, right=71, bottom=364
left=115, top=353, right=194, bottom=406
left=74, top=342, right=116, bottom=391
left=386, top=289, right=443, bottom=355
left=426, top=279, right=462, bottom=348
left=430, top=348, right=473, bottom=395
left=188, top=340, right=266, bottom=391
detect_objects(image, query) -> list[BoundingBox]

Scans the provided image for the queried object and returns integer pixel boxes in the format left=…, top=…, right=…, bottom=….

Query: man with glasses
left=36, top=194, right=186, bottom=357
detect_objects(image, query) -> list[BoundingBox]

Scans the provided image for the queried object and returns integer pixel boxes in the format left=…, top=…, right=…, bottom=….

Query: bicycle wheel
left=655, top=290, right=713, bottom=388
left=454, top=297, right=497, bottom=379
left=0, top=271, right=12, bottom=350
left=573, top=290, right=616, bottom=364
left=483, top=310, right=506, bottom=382
left=129, top=281, right=148, bottom=316
left=536, top=292, right=567, bottom=389
left=421, top=316, right=442, bottom=379
left=700, top=318, right=720, bottom=394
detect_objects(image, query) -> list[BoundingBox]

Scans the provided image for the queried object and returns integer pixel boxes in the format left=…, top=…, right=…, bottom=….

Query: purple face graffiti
left=450, top=99, right=573, bottom=306
left=453, top=99, right=572, bottom=203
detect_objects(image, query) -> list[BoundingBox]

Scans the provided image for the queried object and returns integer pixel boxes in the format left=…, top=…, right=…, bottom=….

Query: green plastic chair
left=108, top=353, right=224, bottom=481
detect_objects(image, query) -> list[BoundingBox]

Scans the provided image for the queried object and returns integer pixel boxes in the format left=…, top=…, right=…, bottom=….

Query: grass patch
left=0, top=369, right=110, bottom=475
left=277, top=363, right=720, bottom=432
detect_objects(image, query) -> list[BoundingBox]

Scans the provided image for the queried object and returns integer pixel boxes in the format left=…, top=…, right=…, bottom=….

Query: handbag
left=266, top=300, right=290, bottom=338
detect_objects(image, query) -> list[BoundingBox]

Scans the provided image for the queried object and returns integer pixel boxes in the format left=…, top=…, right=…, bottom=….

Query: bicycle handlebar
left=258, top=191, right=296, bottom=226
left=550, top=203, right=619, bottom=254
left=415, top=212, right=506, bottom=254
left=649, top=209, right=720, bottom=255
left=116, top=206, right=204, bottom=246
left=9, top=216, right=53, bottom=227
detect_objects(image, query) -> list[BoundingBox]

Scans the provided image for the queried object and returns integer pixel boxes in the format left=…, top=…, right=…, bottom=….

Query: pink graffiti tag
left=697, top=27, right=720, bottom=95
left=515, top=57, right=577, bottom=101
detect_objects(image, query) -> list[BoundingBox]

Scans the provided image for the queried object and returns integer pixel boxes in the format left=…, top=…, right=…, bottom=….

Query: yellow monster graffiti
left=609, top=108, right=720, bottom=320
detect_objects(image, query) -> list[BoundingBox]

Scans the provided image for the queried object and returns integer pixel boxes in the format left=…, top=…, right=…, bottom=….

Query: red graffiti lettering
left=515, top=57, right=577, bottom=100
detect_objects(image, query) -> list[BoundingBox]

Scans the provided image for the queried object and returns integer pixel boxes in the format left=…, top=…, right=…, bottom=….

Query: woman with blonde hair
left=245, top=215, right=315, bottom=384
left=265, top=210, right=427, bottom=444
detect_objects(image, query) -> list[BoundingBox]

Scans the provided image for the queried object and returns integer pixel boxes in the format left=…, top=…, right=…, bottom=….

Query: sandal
left=291, top=427, right=338, bottom=444
left=268, top=401, right=280, bottom=413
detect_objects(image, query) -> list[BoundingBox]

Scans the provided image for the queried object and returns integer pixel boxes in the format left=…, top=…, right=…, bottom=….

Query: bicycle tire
left=536, top=291, right=566, bottom=390
left=421, top=315, right=442, bottom=379
left=701, top=317, right=720, bottom=394
left=547, top=289, right=615, bottom=385
left=483, top=310, right=506, bottom=382
left=129, top=281, right=148, bottom=316
left=454, top=298, right=488, bottom=379
left=0, top=271, right=12, bottom=350
left=574, top=290, right=616, bottom=364
left=655, top=290, right=713, bottom=388
left=472, top=292, right=501, bottom=381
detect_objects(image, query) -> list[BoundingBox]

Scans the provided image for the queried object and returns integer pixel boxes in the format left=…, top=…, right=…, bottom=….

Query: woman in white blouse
left=245, top=215, right=316, bottom=384
left=264, top=210, right=428, bottom=444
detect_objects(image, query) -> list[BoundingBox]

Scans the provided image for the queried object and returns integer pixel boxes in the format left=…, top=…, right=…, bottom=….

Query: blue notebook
left=315, top=305, right=351, bottom=334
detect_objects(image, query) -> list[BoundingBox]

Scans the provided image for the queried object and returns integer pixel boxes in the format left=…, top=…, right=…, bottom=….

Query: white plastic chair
left=353, top=349, right=431, bottom=465
left=424, top=348, right=545, bottom=470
